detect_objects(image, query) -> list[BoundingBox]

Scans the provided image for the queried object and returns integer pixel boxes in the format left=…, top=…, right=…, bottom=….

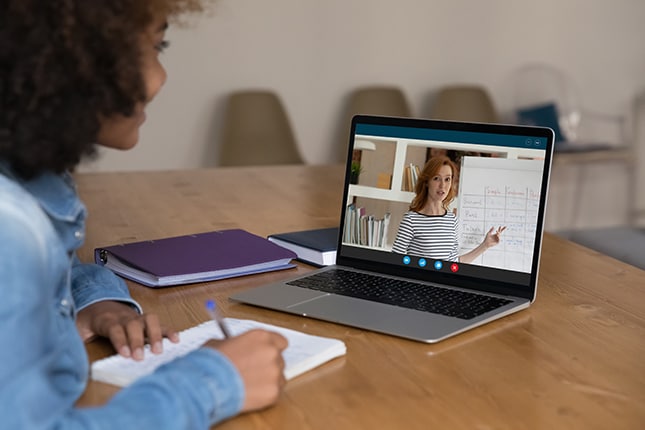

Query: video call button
left=403, top=256, right=411, bottom=265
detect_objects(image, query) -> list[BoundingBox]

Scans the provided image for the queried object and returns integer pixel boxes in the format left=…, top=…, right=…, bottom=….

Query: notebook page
left=227, top=319, right=347, bottom=380
left=91, top=318, right=346, bottom=387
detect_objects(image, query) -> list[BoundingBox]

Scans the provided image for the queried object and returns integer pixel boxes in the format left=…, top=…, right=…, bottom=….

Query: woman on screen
left=392, top=156, right=505, bottom=263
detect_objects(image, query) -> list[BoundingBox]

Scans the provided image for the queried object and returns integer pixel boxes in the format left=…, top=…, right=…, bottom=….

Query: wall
left=77, top=0, right=645, bottom=230
left=635, top=92, right=645, bottom=227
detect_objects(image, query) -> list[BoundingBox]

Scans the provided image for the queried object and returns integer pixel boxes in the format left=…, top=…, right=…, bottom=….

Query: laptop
left=231, top=115, right=554, bottom=343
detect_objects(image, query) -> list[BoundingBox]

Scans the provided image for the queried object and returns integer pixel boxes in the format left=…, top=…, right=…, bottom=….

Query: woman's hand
left=76, top=301, right=179, bottom=360
left=483, top=226, right=506, bottom=248
left=460, top=226, right=507, bottom=264
left=204, top=329, right=288, bottom=413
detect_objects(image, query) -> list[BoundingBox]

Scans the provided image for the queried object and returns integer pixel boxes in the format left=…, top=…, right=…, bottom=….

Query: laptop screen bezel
left=335, top=115, right=555, bottom=301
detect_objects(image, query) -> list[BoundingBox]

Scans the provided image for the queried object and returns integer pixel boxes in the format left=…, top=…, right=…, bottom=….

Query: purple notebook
left=95, top=229, right=297, bottom=287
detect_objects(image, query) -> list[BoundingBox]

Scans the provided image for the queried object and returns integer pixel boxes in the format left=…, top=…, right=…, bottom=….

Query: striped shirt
left=391, top=211, right=460, bottom=261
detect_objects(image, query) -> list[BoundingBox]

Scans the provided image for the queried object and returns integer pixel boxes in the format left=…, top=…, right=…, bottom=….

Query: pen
left=205, top=299, right=233, bottom=339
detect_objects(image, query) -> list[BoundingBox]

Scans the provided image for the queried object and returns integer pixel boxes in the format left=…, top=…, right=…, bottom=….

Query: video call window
left=343, top=134, right=545, bottom=274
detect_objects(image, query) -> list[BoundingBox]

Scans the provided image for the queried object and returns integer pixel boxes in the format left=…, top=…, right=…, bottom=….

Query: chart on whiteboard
left=458, top=157, right=544, bottom=273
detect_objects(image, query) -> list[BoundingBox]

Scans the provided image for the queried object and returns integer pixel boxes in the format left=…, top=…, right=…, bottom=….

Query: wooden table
left=75, top=165, right=645, bottom=430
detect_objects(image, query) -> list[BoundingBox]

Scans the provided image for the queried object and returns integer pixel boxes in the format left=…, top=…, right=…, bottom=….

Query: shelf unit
left=346, top=138, right=541, bottom=205
left=347, top=184, right=414, bottom=204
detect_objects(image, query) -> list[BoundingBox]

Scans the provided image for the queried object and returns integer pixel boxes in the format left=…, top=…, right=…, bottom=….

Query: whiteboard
left=458, top=157, right=544, bottom=273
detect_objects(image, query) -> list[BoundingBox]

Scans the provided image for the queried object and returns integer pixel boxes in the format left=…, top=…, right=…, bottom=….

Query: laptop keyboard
left=287, top=269, right=512, bottom=320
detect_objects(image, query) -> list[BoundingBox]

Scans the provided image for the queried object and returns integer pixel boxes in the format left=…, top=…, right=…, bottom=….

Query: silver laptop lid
left=336, top=115, right=554, bottom=301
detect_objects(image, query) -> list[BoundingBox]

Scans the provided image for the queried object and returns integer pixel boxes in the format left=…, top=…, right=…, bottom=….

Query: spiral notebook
left=94, top=229, right=297, bottom=287
left=91, top=318, right=346, bottom=387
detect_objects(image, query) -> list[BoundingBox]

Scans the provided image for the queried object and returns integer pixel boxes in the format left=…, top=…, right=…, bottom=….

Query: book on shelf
left=268, top=227, right=338, bottom=266
left=94, top=229, right=297, bottom=288
left=376, top=172, right=392, bottom=189
left=91, top=317, right=347, bottom=387
left=343, top=204, right=365, bottom=244
left=344, top=204, right=390, bottom=249
left=404, top=163, right=420, bottom=191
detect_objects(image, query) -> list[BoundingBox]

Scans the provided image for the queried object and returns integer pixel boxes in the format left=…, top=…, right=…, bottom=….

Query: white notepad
left=91, top=318, right=347, bottom=387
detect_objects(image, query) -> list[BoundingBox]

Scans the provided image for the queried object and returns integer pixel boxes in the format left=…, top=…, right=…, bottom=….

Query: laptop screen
left=337, top=115, right=554, bottom=300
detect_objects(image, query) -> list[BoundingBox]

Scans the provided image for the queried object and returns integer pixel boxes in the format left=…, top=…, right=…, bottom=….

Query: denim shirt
left=0, top=164, right=244, bottom=429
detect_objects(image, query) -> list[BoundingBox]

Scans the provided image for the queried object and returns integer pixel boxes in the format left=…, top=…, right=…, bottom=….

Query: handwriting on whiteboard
left=458, top=157, right=544, bottom=273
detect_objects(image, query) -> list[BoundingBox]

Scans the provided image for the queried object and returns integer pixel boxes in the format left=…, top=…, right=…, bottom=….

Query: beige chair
left=335, top=86, right=413, bottom=161
left=219, top=90, right=303, bottom=166
left=430, top=85, right=499, bottom=123
left=347, top=86, right=412, bottom=118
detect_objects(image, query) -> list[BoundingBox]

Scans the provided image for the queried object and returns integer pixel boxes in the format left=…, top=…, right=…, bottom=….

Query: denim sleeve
left=71, top=254, right=143, bottom=314
left=72, top=348, right=246, bottom=429
left=0, top=201, right=245, bottom=429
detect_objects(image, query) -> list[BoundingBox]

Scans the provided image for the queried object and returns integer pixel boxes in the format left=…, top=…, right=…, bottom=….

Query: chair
left=430, top=85, right=499, bottom=123
left=335, top=86, right=412, bottom=162
left=219, top=90, right=303, bottom=166
left=347, top=86, right=412, bottom=118
left=509, top=63, right=628, bottom=145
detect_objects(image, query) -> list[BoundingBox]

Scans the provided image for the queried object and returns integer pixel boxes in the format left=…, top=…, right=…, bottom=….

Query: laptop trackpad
left=231, top=284, right=328, bottom=309
left=290, top=294, right=402, bottom=326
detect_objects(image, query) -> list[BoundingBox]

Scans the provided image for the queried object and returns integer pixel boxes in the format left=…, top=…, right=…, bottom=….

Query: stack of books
left=343, top=204, right=390, bottom=249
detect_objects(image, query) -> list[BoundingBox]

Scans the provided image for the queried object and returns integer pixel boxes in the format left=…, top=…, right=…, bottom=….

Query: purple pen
left=205, top=299, right=233, bottom=338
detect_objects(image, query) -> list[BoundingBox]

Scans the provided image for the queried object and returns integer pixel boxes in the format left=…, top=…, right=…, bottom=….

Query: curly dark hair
left=0, top=0, right=206, bottom=179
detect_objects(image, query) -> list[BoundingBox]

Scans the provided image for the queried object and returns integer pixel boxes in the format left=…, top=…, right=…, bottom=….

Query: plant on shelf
left=350, top=161, right=362, bottom=184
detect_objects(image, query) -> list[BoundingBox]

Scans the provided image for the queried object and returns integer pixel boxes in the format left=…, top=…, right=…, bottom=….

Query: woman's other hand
left=76, top=301, right=179, bottom=360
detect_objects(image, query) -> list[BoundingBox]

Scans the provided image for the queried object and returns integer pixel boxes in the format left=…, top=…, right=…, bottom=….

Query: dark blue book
left=268, top=227, right=339, bottom=266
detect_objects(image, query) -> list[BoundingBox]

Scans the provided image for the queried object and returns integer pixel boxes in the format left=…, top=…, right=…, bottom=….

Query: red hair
left=409, top=156, right=457, bottom=212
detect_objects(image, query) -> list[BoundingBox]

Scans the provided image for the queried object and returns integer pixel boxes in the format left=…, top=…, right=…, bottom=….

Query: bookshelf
left=344, top=139, right=427, bottom=251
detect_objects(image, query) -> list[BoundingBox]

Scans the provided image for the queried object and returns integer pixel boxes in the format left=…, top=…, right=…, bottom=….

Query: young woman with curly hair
left=0, top=1, right=287, bottom=428
left=392, top=156, right=505, bottom=263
